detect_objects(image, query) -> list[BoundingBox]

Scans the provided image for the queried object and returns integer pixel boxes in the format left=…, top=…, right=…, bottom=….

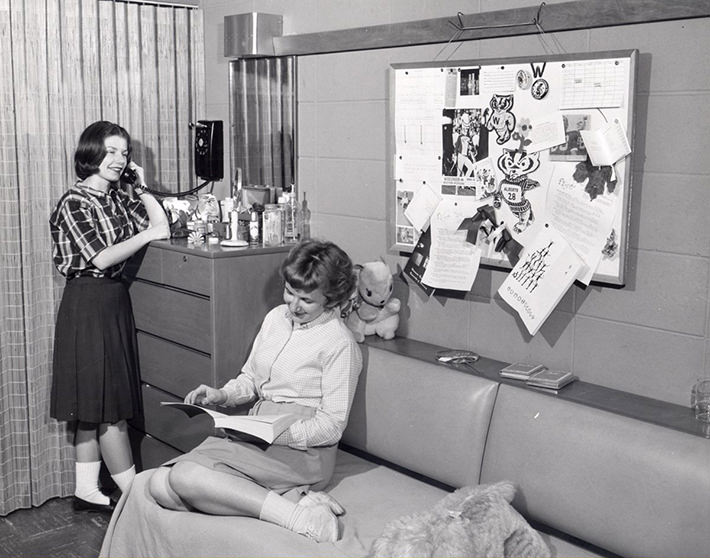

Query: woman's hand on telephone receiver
left=125, top=162, right=146, bottom=187
left=185, top=385, right=227, bottom=406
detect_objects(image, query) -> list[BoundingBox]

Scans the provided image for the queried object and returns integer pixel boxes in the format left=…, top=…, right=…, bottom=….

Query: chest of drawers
left=125, top=239, right=289, bottom=469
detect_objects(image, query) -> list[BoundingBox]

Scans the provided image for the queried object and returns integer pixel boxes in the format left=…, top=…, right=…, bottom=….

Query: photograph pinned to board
left=442, top=108, right=490, bottom=184
left=395, top=189, right=417, bottom=247
left=389, top=50, right=637, bottom=286
left=549, top=113, right=591, bottom=161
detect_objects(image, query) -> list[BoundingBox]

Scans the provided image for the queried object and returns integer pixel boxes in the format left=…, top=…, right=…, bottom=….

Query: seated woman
left=148, top=240, right=362, bottom=543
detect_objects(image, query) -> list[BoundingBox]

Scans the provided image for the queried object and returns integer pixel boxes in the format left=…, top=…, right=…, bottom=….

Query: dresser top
left=149, top=239, right=293, bottom=259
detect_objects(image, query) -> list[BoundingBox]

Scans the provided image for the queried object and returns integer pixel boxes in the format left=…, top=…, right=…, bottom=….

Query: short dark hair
left=74, top=121, right=132, bottom=180
left=280, top=240, right=355, bottom=309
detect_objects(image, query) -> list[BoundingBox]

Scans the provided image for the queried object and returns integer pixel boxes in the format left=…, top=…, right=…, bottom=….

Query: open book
left=161, top=402, right=299, bottom=444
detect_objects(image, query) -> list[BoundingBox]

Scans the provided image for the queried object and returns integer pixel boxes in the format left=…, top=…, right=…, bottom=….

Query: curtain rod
left=101, top=0, right=200, bottom=9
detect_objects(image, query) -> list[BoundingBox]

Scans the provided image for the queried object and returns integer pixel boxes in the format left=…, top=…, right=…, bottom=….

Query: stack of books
left=499, top=363, right=577, bottom=393
left=525, top=369, right=577, bottom=392
left=499, top=362, right=547, bottom=381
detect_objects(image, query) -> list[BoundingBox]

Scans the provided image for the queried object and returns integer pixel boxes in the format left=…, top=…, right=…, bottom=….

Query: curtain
left=0, top=0, right=204, bottom=515
left=229, top=56, right=295, bottom=191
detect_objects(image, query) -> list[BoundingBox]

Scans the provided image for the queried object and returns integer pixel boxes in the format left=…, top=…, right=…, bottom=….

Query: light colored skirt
left=165, top=400, right=338, bottom=494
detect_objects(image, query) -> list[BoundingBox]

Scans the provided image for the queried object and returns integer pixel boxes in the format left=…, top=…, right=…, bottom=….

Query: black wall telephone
left=193, top=120, right=223, bottom=181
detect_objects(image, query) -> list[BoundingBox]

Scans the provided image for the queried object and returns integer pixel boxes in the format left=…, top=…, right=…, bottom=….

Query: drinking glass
left=691, top=378, right=710, bottom=423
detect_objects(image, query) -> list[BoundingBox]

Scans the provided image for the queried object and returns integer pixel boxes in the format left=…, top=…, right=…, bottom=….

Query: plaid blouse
left=49, top=182, right=150, bottom=279
left=222, top=305, right=363, bottom=449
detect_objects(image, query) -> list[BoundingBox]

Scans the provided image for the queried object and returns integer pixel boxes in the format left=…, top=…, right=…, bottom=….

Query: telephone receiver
left=120, top=166, right=139, bottom=186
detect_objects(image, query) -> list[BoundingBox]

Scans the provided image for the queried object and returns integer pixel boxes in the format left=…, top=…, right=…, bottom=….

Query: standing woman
left=49, top=121, right=170, bottom=512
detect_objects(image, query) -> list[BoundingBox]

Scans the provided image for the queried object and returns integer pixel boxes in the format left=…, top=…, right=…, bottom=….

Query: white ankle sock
left=259, top=490, right=298, bottom=528
left=111, top=465, right=136, bottom=493
left=260, top=490, right=338, bottom=542
left=74, top=461, right=109, bottom=505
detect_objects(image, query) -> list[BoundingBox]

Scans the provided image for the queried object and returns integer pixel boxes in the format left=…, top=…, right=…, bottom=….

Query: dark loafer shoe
left=72, top=495, right=115, bottom=513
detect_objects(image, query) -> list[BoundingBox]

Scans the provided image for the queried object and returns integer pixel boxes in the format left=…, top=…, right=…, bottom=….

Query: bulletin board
left=390, top=49, right=637, bottom=286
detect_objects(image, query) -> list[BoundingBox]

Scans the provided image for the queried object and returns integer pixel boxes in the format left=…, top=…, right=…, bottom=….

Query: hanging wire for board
left=437, top=3, right=547, bottom=60
left=448, top=2, right=545, bottom=33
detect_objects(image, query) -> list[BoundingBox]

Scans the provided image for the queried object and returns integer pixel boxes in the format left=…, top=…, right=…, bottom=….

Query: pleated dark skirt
left=51, top=276, right=142, bottom=424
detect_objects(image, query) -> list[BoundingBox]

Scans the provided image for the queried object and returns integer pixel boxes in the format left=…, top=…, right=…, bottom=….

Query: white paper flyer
left=498, top=224, right=585, bottom=336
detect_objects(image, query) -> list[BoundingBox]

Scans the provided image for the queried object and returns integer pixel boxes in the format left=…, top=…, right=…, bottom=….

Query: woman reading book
left=149, top=240, right=363, bottom=543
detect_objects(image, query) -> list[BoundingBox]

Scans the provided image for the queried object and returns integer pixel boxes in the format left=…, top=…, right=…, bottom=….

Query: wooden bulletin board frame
left=389, top=49, right=637, bottom=286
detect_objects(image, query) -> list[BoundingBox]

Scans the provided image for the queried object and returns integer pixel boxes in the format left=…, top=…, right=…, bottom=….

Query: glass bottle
left=235, top=189, right=251, bottom=241
left=262, top=203, right=284, bottom=246
left=301, top=192, right=311, bottom=241
left=284, top=191, right=301, bottom=242
left=277, top=194, right=289, bottom=241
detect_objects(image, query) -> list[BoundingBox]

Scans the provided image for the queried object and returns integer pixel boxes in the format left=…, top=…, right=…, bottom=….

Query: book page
left=161, top=402, right=297, bottom=444
left=214, top=414, right=298, bottom=444
left=160, top=401, right=227, bottom=420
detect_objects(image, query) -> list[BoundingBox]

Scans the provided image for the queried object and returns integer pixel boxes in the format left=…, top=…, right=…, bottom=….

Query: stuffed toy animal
left=370, top=481, right=550, bottom=558
left=344, top=260, right=401, bottom=343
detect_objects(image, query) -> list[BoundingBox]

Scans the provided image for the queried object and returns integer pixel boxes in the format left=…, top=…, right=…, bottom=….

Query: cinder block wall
left=202, top=0, right=710, bottom=406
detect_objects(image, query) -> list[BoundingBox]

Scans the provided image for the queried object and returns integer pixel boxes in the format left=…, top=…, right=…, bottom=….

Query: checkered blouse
left=49, top=183, right=149, bottom=279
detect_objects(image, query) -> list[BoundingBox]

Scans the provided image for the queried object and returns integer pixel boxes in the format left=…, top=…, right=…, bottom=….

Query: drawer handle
left=182, top=256, right=187, bottom=262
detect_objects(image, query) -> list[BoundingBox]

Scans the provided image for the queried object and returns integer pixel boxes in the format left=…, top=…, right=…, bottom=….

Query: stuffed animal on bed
left=370, top=481, right=550, bottom=558
left=343, top=260, right=400, bottom=343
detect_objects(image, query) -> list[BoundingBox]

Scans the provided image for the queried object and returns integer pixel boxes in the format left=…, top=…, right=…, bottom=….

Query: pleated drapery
left=0, top=0, right=204, bottom=515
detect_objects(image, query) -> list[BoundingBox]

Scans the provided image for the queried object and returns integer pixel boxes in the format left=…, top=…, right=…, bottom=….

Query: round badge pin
left=531, top=78, right=549, bottom=100
left=516, top=69, right=532, bottom=90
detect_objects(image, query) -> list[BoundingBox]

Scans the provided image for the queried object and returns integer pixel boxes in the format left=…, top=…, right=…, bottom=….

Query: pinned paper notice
left=580, top=118, right=631, bottom=167
left=421, top=198, right=481, bottom=292
left=526, top=112, right=567, bottom=154
left=404, top=183, right=442, bottom=232
left=546, top=164, right=618, bottom=285
left=498, top=224, right=585, bottom=336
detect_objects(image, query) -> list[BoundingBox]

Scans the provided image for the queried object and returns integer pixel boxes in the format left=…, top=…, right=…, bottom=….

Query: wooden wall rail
left=270, top=0, right=710, bottom=57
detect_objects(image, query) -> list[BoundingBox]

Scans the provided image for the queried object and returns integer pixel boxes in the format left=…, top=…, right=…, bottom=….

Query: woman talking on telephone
left=49, top=121, right=170, bottom=512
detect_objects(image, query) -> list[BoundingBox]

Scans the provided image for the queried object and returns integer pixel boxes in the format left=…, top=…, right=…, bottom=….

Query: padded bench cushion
left=481, top=384, right=710, bottom=558
left=100, top=449, right=449, bottom=557
left=342, top=345, right=499, bottom=488
left=100, top=449, right=603, bottom=558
